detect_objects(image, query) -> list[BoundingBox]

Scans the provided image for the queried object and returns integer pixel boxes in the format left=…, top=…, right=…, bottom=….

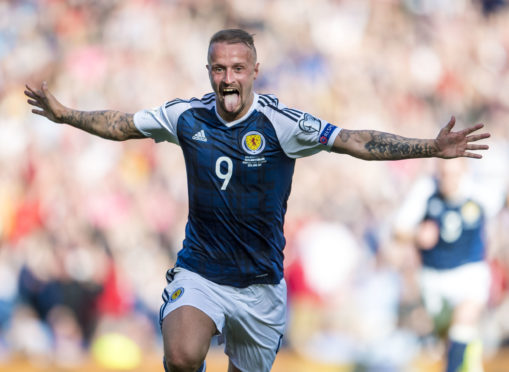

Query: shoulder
left=256, top=94, right=304, bottom=124
left=254, top=93, right=340, bottom=158
left=164, top=92, right=216, bottom=114
left=256, top=94, right=332, bottom=139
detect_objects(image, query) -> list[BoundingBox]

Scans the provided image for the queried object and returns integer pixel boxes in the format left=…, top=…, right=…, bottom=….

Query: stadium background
left=1, top=0, right=509, bottom=371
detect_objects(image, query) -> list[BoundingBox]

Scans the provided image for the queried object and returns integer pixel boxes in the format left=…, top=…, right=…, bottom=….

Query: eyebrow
left=211, top=62, right=248, bottom=68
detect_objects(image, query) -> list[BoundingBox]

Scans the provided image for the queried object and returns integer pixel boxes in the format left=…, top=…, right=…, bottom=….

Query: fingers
left=25, top=89, right=44, bottom=111
left=25, top=83, right=42, bottom=97
left=463, top=152, right=483, bottom=159
left=25, top=82, right=48, bottom=98
left=31, top=109, right=50, bottom=118
left=41, top=81, right=49, bottom=95
left=26, top=82, right=63, bottom=123
left=24, top=89, right=37, bottom=100
left=461, top=141, right=489, bottom=159
left=24, top=85, right=39, bottom=99
left=443, top=118, right=490, bottom=139
left=466, top=144, right=489, bottom=151
left=25, top=90, right=42, bottom=109
left=466, top=132, right=490, bottom=142
left=25, top=83, right=37, bottom=94
left=25, top=82, right=49, bottom=110
left=27, top=99, right=43, bottom=108
left=462, top=123, right=486, bottom=135
left=443, top=116, right=456, bottom=133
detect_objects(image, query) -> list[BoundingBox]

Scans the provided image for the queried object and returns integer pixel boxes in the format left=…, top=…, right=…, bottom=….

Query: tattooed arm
left=332, top=117, right=490, bottom=160
left=25, top=82, right=144, bottom=141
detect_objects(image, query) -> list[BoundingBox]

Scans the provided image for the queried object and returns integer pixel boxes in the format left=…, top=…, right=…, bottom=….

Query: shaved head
left=208, top=29, right=257, bottom=64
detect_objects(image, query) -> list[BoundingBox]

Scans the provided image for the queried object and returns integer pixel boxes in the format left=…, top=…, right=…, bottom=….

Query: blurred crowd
left=1, top=0, right=509, bottom=370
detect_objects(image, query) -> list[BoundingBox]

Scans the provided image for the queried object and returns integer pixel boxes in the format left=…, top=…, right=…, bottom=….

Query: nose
left=224, top=68, right=234, bottom=84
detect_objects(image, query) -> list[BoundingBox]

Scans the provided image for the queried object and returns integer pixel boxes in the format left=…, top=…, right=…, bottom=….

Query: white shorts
left=159, top=267, right=287, bottom=372
left=419, top=261, right=491, bottom=316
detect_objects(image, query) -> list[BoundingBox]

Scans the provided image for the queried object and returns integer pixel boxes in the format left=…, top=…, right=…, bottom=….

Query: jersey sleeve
left=262, top=98, right=341, bottom=158
left=133, top=102, right=181, bottom=145
left=393, top=176, right=436, bottom=234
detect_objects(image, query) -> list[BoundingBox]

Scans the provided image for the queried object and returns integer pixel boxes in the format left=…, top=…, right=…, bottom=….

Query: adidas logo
left=192, top=129, right=207, bottom=142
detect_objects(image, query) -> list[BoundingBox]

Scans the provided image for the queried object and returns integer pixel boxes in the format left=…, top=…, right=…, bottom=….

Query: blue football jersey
left=420, top=185, right=486, bottom=269
left=134, top=93, right=340, bottom=287
left=394, top=177, right=486, bottom=270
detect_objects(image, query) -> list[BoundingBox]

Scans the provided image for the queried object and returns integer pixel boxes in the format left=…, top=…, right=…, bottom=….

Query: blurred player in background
left=25, top=29, right=490, bottom=372
left=394, top=158, right=491, bottom=372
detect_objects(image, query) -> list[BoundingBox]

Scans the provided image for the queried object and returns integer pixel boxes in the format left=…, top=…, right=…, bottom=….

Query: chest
left=425, top=196, right=484, bottom=239
left=176, top=110, right=293, bottom=191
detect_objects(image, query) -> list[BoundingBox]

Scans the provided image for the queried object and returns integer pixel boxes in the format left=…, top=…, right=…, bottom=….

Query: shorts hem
left=160, top=301, right=223, bottom=334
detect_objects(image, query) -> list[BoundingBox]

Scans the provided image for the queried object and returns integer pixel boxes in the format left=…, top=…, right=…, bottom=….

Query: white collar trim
left=215, top=93, right=258, bottom=127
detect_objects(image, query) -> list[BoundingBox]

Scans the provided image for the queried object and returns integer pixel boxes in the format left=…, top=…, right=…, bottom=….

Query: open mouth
left=222, top=87, right=239, bottom=95
left=222, top=87, right=240, bottom=112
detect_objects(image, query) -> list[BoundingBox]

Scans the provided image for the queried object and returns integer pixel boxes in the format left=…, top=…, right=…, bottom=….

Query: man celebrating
left=25, top=29, right=490, bottom=372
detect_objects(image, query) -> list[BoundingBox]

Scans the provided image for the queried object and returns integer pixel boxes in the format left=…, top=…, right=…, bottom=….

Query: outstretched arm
left=25, top=82, right=145, bottom=141
left=332, top=116, right=490, bottom=160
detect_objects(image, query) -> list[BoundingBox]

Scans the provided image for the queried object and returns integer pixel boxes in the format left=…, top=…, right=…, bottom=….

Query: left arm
left=332, top=116, right=490, bottom=160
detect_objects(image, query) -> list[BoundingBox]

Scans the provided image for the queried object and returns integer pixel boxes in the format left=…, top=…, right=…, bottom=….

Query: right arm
left=25, top=82, right=145, bottom=141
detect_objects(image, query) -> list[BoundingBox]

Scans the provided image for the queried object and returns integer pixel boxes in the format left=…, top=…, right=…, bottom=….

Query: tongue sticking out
left=224, top=93, right=240, bottom=112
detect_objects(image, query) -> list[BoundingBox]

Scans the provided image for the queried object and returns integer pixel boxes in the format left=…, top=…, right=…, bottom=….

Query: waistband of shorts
left=174, top=260, right=283, bottom=288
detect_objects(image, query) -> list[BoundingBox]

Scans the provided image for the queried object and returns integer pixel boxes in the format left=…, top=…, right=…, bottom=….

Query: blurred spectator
left=286, top=218, right=420, bottom=371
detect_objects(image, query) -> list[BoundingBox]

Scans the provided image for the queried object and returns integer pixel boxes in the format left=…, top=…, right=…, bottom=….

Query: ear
left=253, top=62, right=259, bottom=80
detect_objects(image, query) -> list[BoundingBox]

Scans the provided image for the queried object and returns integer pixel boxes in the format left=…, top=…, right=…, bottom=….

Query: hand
left=25, top=82, right=67, bottom=123
left=435, top=116, right=490, bottom=159
left=416, top=220, right=439, bottom=250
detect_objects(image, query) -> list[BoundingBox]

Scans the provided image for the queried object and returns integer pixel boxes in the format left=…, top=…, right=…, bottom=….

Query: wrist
left=432, top=139, right=444, bottom=158
left=56, top=106, right=73, bottom=124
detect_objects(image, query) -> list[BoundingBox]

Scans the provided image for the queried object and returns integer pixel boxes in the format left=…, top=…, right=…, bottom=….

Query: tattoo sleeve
left=60, top=110, right=144, bottom=141
left=334, top=129, right=437, bottom=160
